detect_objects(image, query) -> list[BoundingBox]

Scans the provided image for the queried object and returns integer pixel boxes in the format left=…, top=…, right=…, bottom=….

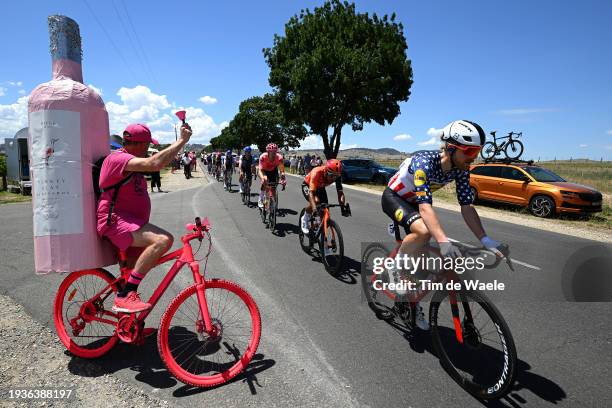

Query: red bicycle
left=53, top=217, right=261, bottom=388
left=361, top=221, right=517, bottom=399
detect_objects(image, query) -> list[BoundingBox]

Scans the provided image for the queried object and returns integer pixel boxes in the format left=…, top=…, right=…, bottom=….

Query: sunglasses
left=449, top=144, right=481, bottom=158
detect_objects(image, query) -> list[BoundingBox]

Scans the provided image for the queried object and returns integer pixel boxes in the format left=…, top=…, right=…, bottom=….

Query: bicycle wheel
left=480, top=142, right=497, bottom=160
left=158, top=279, right=261, bottom=388
left=430, top=289, right=517, bottom=399
left=361, top=243, right=396, bottom=317
left=298, top=208, right=313, bottom=254
left=54, top=269, right=121, bottom=358
left=301, top=183, right=309, bottom=201
left=318, top=218, right=344, bottom=275
left=268, top=198, right=277, bottom=232
left=504, top=140, right=524, bottom=160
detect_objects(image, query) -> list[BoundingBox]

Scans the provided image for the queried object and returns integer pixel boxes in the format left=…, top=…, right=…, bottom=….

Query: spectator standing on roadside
left=297, top=156, right=304, bottom=175
left=182, top=152, right=192, bottom=179
left=304, top=154, right=312, bottom=175
left=290, top=155, right=297, bottom=174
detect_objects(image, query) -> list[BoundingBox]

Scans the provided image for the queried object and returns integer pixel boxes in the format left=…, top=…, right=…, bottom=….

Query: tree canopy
left=263, top=0, right=413, bottom=158
left=231, top=94, right=307, bottom=153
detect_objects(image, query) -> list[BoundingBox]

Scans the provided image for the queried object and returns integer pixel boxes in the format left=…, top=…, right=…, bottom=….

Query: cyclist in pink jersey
left=257, top=143, right=286, bottom=208
left=97, top=123, right=192, bottom=313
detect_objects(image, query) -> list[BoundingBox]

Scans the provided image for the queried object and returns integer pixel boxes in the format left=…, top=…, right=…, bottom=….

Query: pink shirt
left=96, top=149, right=151, bottom=234
left=259, top=152, right=283, bottom=172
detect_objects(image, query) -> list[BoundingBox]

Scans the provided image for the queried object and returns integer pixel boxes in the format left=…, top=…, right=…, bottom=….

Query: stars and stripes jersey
left=387, top=150, right=473, bottom=205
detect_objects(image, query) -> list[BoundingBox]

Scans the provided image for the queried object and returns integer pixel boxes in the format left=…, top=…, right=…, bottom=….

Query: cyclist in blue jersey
left=382, top=120, right=505, bottom=330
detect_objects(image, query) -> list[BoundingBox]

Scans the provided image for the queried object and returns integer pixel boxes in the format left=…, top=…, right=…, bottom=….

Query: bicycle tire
left=360, top=243, right=396, bottom=317
left=503, top=140, right=524, bottom=160
left=480, top=142, right=497, bottom=160
left=268, top=198, right=277, bottom=232
left=158, top=279, right=261, bottom=388
left=430, top=289, right=517, bottom=399
left=54, top=268, right=121, bottom=358
left=301, top=183, right=309, bottom=201
left=318, top=218, right=344, bottom=275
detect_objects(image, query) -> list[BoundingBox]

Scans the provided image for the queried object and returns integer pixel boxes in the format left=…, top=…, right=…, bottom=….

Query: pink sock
left=127, top=270, right=146, bottom=285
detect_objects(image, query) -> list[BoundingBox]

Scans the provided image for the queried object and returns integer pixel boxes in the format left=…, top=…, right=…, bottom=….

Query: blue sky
left=1, top=0, right=611, bottom=160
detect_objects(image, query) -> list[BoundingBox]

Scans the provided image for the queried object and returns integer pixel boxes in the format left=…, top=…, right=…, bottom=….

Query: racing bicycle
left=481, top=131, right=524, bottom=160
left=361, top=221, right=517, bottom=399
left=224, top=168, right=233, bottom=192
left=53, top=217, right=261, bottom=388
left=298, top=202, right=350, bottom=276
left=259, top=181, right=284, bottom=233
left=241, top=174, right=252, bottom=206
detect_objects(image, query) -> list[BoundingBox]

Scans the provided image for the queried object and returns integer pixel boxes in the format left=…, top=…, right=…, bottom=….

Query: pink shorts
left=97, top=212, right=147, bottom=252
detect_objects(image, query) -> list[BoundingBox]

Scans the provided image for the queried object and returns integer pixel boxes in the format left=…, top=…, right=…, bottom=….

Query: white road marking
left=448, top=237, right=541, bottom=270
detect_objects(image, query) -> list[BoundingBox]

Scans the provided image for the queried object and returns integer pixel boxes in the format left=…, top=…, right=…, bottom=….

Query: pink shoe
left=112, top=291, right=151, bottom=313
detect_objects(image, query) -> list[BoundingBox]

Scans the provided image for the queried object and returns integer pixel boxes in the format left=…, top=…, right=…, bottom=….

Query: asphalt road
left=0, top=170, right=610, bottom=408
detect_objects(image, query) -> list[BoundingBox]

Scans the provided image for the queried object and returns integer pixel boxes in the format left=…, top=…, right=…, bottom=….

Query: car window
left=471, top=166, right=501, bottom=177
left=523, top=166, right=565, bottom=182
left=500, top=167, right=528, bottom=181
left=342, top=160, right=354, bottom=167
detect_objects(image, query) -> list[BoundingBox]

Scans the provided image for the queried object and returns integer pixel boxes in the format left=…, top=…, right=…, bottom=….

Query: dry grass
left=0, top=190, right=32, bottom=205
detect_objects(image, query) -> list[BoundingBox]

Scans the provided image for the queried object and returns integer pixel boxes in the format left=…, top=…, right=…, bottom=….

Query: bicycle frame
left=85, top=219, right=217, bottom=336
left=381, top=223, right=467, bottom=343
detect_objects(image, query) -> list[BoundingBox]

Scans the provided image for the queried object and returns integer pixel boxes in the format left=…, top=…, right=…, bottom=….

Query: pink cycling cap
left=123, top=123, right=159, bottom=145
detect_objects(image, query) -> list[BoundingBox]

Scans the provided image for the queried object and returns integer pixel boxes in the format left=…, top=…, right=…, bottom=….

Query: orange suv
left=469, top=162, right=603, bottom=218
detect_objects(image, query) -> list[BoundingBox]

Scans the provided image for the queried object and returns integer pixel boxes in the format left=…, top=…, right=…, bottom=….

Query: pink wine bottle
left=28, top=15, right=115, bottom=273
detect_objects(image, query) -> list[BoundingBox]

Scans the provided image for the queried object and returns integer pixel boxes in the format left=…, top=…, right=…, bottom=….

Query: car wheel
left=372, top=174, right=386, bottom=185
left=529, top=195, right=555, bottom=218
left=470, top=187, right=478, bottom=203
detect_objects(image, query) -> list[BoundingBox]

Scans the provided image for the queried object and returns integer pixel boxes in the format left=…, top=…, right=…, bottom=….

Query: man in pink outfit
left=97, top=123, right=192, bottom=313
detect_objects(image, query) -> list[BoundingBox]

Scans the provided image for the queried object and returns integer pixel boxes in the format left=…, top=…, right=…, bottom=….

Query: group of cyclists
left=97, top=119, right=505, bottom=331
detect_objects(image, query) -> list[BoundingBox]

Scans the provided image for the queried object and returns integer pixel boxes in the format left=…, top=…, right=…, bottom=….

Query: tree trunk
left=331, top=124, right=342, bottom=159
left=322, top=131, right=332, bottom=159
left=1, top=175, right=6, bottom=191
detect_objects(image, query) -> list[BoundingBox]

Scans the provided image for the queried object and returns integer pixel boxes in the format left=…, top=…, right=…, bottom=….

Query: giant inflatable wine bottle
left=28, top=15, right=115, bottom=273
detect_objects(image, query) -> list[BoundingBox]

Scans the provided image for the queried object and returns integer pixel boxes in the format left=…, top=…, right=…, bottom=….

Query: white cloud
left=417, top=136, right=438, bottom=146
left=427, top=127, right=443, bottom=138
left=198, top=96, right=218, bottom=105
left=0, top=87, right=5, bottom=97
left=8, top=81, right=23, bottom=87
left=606, top=130, right=612, bottom=135
left=579, top=144, right=588, bottom=148
left=116, top=85, right=170, bottom=110
left=18, top=90, right=26, bottom=95
left=393, top=133, right=411, bottom=141
left=106, top=85, right=226, bottom=144
left=0, top=96, right=29, bottom=138
left=606, top=145, right=612, bottom=150
left=0, top=85, right=226, bottom=145
left=297, top=135, right=323, bottom=150
left=87, top=84, right=103, bottom=96
left=496, top=108, right=559, bottom=115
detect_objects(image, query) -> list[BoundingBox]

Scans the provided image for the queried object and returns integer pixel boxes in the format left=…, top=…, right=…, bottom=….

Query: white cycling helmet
left=440, top=120, right=486, bottom=147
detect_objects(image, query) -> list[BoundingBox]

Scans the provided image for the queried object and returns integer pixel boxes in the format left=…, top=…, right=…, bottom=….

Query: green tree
left=210, top=123, right=241, bottom=151
left=264, top=0, right=413, bottom=158
left=232, top=94, right=307, bottom=153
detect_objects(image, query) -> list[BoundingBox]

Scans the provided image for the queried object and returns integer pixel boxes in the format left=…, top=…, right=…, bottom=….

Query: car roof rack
left=481, top=157, right=534, bottom=165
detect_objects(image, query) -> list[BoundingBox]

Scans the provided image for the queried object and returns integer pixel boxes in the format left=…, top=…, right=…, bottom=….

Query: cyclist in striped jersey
left=381, top=120, right=504, bottom=330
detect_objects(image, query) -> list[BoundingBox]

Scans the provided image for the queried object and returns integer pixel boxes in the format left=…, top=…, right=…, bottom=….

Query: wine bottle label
left=29, top=110, right=83, bottom=236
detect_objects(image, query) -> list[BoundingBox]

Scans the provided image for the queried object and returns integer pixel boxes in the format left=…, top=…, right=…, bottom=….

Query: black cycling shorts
left=381, top=187, right=421, bottom=229
left=263, top=168, right=279, bottom=183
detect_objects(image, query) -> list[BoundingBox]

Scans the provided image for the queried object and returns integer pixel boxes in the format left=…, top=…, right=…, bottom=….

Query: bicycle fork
left=190, top=261, right=216, bottom=336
